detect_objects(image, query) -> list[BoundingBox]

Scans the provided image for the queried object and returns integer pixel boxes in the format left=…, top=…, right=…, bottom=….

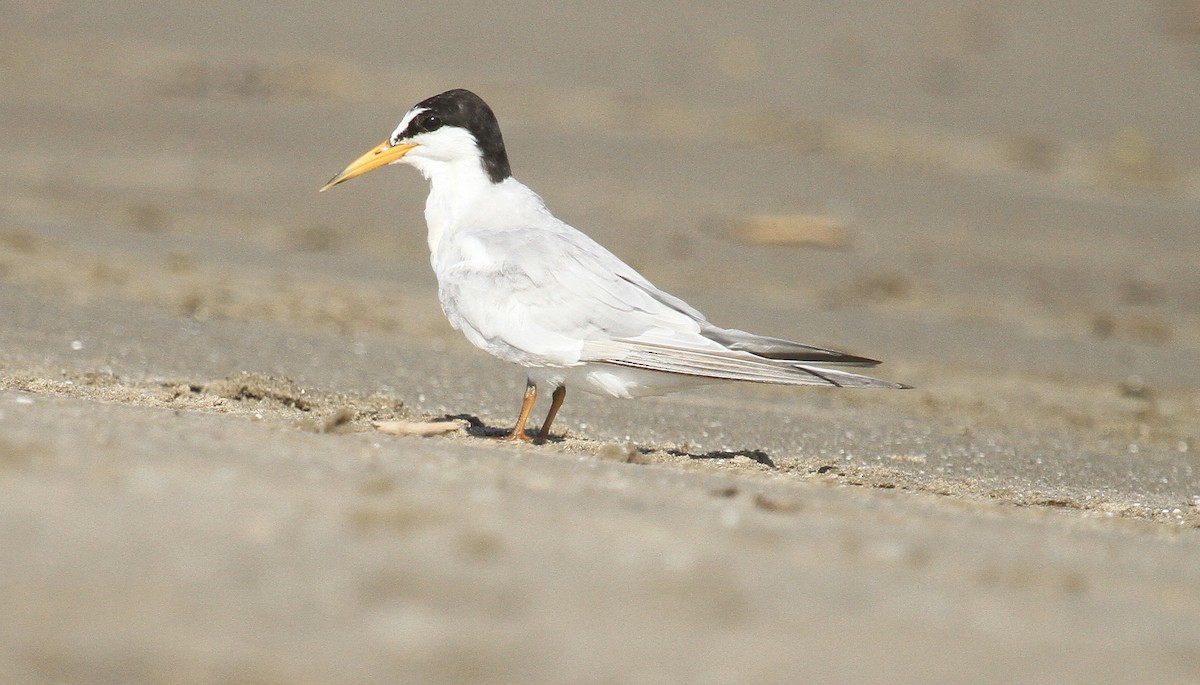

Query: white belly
left=529, top=363, right=715, bottom=399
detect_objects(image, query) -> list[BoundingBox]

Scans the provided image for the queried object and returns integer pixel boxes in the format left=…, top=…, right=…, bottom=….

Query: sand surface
left=3, top=2, right=1200, bottom=683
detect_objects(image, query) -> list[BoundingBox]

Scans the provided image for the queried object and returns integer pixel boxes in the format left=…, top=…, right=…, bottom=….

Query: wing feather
left=583, top=339, right=907, bottom=389
left=436, top=206, right=900, bottom=388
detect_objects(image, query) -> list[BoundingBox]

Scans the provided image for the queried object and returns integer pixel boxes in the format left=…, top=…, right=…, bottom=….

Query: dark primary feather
left=583, top=339, right=908, bottom=389
left=613, top=272, right=882, bottom=367
left=699, top=327, right=881, bottom=367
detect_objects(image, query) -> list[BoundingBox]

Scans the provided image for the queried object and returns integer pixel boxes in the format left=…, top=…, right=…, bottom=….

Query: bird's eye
left=421, top=114, right=442, bottom=132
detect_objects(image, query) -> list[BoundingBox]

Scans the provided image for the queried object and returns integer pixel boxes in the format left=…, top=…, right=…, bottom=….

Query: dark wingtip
left=837, top=354, right=883, bottom=367
left=763, top=351, right=882, bottom=367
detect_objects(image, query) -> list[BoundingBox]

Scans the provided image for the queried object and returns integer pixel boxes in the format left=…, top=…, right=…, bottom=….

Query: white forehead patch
left=390, top=107, right=428, bottom=145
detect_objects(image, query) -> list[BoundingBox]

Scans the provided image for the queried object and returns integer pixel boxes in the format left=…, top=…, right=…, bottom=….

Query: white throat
left=390, top=124, right=498, bottom=254
left=405, top=152, right=497, bottom=254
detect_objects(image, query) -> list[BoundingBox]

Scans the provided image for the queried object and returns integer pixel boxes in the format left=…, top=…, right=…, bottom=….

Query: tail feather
left=701, top=326, right=880, bottom=367
left=583, top=339, right=909, bottom=389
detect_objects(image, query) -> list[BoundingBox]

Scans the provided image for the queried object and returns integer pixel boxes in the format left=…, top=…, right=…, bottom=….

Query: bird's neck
left=415, top=157, right=504, bottom=253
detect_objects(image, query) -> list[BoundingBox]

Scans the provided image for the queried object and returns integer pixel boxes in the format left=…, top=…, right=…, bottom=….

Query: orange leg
left=500, top=379, right=538, bottom=442
left=535, top=386, right=566, bottom=443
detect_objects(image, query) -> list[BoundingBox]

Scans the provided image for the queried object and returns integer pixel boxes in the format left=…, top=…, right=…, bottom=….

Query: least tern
left=323, top=89, right=908, bottom=442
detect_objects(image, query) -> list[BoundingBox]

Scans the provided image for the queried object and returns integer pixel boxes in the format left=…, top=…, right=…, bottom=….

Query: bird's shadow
left=443, top=413, right=499, bottom=438
left=440, top=413, right=774, bottom=466
left=657, top=446, right=776, bottom=468
left=439, top=413, right=569, bottom=443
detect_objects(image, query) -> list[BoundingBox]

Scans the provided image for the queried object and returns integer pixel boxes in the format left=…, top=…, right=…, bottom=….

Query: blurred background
left=4, top=1, right=1200, bottom=389
left=3, top=2, right=1200, bottom=682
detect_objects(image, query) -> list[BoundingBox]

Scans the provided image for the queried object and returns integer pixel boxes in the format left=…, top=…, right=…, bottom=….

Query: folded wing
left=582, top=339, right=907, bottom=389
left=441, top=216, right=905, bottom=389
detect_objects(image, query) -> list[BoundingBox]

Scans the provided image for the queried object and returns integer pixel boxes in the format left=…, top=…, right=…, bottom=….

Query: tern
left=323, top=89, right=908, bottom=442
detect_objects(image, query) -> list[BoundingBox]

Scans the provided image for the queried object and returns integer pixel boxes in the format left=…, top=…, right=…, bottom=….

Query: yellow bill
left=320, top=140, right=418, bottom=191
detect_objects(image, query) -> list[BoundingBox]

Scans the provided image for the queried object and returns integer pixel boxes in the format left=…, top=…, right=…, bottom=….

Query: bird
left=322, top=88, right=908, bottom=443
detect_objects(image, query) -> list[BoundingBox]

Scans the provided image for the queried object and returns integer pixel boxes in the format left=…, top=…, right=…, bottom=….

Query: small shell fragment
left=373, top=419, right=465, bottom=436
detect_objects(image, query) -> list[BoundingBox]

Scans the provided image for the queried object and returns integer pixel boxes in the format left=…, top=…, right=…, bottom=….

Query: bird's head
left=321, top=88, right=511, bottom=191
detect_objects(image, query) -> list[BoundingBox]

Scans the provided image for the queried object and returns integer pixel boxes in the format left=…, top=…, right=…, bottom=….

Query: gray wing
left=436, top=225, right=704, bottom=365
left=582, top=339, right=908, bottom=389
left=442, top=222, right=905, bottom=387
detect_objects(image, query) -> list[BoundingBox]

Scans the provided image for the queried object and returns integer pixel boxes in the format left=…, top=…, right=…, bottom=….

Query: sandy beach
left=3, top=2, right=1200, bottom=682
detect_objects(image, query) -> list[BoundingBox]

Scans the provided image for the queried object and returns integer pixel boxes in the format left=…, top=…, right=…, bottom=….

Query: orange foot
left=498, top=430, right=535, bottom=443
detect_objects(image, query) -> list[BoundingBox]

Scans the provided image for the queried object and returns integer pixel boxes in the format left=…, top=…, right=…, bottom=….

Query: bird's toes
left=498, top=430, right=536, bottom=443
